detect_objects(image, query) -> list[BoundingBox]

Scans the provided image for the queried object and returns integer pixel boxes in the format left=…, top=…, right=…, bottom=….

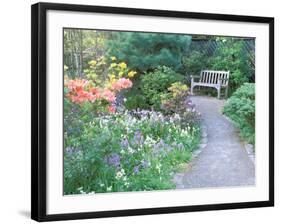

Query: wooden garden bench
left=190, top=70, right=230, bottom=98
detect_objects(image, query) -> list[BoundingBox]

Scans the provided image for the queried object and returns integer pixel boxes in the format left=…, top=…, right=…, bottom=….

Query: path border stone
left=172, top=125, right=208, bottom=188
left=222, top=114, right=255, bottom=165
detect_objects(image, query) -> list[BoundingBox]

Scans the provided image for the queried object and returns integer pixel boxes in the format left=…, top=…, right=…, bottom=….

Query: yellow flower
left=119, top=62, right=127, bottom=69
left=89, top=60, right=97, bottom=66
left=109, top=74, right=116, bottom=79
left=118, top=71, right=124, bottom=78
left=110, top=63, right=117, bottom=68
left=128, top=71, right=137, bottom=78
left=109, top=74, right=116, bottom=82
left=110, top=56, right=117, bottom=61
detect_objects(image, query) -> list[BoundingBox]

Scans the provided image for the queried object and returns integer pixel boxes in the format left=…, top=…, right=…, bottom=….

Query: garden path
left=173, top=96, right=255, bottom=189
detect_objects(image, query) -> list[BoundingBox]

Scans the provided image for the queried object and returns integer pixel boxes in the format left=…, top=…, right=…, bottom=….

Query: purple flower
left=107, top=153, right=121, bottom=167
left=133, top=165, right=140, bottom=174
left=133, top=130, right=144, bottom=145
left=153, top=139, right=165, bottom=154
left=166, top=145, right=173, bottom=152
left=141, top=160, right=149, bottom=169
left=185, top=99, right=195, bottom=109
left=121, top=138, right=129, bottom=148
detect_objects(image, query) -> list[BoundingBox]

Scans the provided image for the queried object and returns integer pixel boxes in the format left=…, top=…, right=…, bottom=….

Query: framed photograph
left=31, top=2, right=274, bottom=222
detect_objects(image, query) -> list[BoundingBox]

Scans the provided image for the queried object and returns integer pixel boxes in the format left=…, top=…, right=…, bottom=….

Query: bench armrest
left=190, top=75, right=201, bottom=81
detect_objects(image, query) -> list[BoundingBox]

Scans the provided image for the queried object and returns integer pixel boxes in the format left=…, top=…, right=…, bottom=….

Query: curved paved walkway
left=174, top=96, right=255, bottom=189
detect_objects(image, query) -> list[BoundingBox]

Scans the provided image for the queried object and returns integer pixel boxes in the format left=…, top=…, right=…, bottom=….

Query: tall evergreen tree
left=106, top=32, right=192, bottom=72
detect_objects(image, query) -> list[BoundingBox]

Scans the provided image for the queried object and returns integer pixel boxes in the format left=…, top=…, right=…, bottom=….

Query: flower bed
left=64, top=110, right=200, bottom=194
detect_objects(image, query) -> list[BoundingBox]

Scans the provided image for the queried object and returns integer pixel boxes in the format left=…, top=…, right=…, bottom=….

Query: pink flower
left=108, top=105, right=116, bottom=113
left=111, top=78, right=132, bottom=91
left=102, top=89, right=116, bottom=102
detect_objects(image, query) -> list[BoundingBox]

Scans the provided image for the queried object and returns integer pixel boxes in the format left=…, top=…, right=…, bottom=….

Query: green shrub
left=209, top=38, right=253, bottom=92
left=124, top=94, right=148, bottom=110
left=182, top=50, right=208, bottom=76
left=161, top=82, right=201, bottom=127
left=223, top=83, right=255, bottom=144
left=140, top=66, right=184, bottom=110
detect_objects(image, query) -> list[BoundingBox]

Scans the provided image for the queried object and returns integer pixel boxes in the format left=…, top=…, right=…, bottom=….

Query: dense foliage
left=64, top=111, right=200, bottom=194
left=139, top=66, right=184, bottom=110
left=182, top=50, right=209, bottom=76
left=64, top=56, right=201, bottom=194
left=182, top=38, right=254, bottom=94
left=161, top=82, right=201, bottom=127
left=106, top=32, right=192, bottom=72
left=209, top=38, right=253, bottom=91
left=223, top=83, right=255, bottom=144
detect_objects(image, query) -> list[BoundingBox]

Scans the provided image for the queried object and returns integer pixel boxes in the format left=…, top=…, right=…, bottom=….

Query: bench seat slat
left=191, top=70, right=230, bottom=98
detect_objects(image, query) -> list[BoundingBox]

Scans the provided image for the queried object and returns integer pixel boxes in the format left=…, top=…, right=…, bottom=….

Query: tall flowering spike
left=121, top=138, right=129, bottom=148
left=107, top=153, right=121, bottom=167
left=133, top=165, right=140, bottom=174
left=133, top=130, right=144, bottom=145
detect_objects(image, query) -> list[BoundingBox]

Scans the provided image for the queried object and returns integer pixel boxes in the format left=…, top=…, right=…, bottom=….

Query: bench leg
left=225, top=86, right=228, bottom=98
left=217, top=86, right=221, bottom=99
left=190, top=83, right=194, bottom=95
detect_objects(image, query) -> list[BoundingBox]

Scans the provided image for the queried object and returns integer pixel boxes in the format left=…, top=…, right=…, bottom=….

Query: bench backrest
left=200, top=70, right=230, bottom=86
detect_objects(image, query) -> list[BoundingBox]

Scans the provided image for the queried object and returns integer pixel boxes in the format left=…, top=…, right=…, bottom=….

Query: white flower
left=107, top=186, right=112, bottom=191
left=116, top=172, right=123, bottom=180
left=77, top=187, right=86, bottom=194
left=156, top=163, right=162, bottom=173
left=120, top=149, right=125, bottom=154
left=128, top=146, right=134, bottom=154
left=123, top=98, right=127, bottom=102
left=116, top=169, right=126, bottom=180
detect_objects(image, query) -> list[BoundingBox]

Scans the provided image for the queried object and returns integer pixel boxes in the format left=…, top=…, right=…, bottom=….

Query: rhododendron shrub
left=63, top=58, right=134, bottom=142
left=65, top=77, right=132, bottom=113
left=64, top=57, right=134, bottom=114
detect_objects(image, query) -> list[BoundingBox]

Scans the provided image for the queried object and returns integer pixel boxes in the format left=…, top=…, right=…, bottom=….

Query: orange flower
left=108, top=105, right=116, bottom=113
left=102, top=89, right=116, bottom=102
left=111, top=78, right=132, bottom=91
left=65, top=77, right=132, bottom=114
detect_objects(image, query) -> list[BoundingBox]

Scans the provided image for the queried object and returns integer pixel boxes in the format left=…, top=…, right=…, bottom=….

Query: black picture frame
left=31, top=2, right=274, bottom=222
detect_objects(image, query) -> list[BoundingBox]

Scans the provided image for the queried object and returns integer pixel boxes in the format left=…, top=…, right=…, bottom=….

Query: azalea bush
left=223, top=83, right=255, bottom=144
left=64, top=110, right=200, bottom=194
left=64, top=57, right=135, bottom=141
left=64, top=57, right=136, bottom=114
